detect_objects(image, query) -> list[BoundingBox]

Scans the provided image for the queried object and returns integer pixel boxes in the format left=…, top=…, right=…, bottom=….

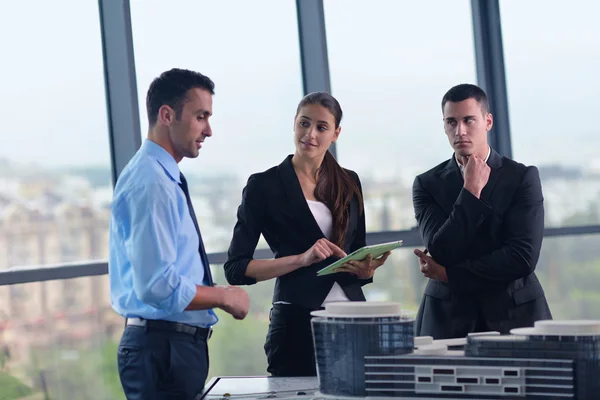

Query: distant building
left=0, top=180, right=118, bottom=371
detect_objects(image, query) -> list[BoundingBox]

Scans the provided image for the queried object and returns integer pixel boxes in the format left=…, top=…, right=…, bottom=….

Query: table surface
left=200, top=376, right=424, bottom=400
left=201, top=376, right=322, bottom=399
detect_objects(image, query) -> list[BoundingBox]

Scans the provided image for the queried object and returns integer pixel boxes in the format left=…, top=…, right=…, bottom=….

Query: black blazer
left=413, top=149, right=552, bottom=339
left=224, top=155, right=371, bottom=309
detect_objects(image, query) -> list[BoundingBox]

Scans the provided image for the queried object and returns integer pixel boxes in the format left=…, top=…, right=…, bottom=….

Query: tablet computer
left=316, top=240, right=403, bottom=276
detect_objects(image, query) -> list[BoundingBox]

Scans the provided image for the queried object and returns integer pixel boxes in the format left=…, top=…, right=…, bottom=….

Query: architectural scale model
left=311, top=302, right=600, bottom=399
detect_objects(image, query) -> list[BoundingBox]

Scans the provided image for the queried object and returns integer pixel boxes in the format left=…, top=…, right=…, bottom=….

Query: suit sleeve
left=446, top=166, right=544, bottom=291
left=224, top=175, right=265, bottom=285
left=348, top=172, right=372, bottom=286
left=413, top=175, right=493, bottom=267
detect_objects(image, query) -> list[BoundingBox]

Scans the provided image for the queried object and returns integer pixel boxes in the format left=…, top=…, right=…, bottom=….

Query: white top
left=306, top=200, right=333, bottom=238
left=306, top=200, right=350, bottom=306
left=273, top=200, right=349, bottom=306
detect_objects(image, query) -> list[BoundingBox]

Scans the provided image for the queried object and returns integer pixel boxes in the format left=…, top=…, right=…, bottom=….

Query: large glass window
left=501, top=0, right=600, bottom=228
left=0, top=276, right=123, bottom=399
left=207, top=265, right=274, bottom=377
left=367, top=236, right=600, bottom=321
left=362, top=247, right=424, bottom=315
left=0, top=2, right=113, bottom=397
left=0, top=3, right=112, bottom=271
left=324, top=0, right=477, bottom=232
left=535, top=235, right=600, bottom=319
left=130, top=0, right=303, bottom=379
left=130, top=0, right=303, bottom=254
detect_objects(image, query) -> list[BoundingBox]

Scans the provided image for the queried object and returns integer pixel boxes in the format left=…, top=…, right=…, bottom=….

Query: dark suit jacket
left=224, top=155, right=371, bottom=309
left=413, top=149, right=552, bottom=339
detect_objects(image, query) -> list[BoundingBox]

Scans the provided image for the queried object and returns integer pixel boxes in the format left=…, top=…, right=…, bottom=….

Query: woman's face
left=293, top=104, right=341, bottom=160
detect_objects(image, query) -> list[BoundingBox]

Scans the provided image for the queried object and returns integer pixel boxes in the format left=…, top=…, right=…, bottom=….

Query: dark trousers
left=117, top=326, right=209, bottom=399
left=264, top=303, right=319, bottom=377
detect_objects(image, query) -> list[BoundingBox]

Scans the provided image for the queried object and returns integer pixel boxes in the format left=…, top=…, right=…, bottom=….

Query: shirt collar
left=455, top=145, right=491, bottom=174
left=141, top=139, right=181, bottom=183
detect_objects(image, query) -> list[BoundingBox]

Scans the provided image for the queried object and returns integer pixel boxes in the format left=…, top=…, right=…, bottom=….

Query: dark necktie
left=179, top=172, right=214, bottom=286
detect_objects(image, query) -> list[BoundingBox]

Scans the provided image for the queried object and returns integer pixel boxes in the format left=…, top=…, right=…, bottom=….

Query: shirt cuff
left=159, top=275, right=197, bottom=314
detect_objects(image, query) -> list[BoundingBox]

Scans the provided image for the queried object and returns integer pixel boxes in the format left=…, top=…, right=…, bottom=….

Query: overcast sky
left=1, top=0, right=599, bottom=182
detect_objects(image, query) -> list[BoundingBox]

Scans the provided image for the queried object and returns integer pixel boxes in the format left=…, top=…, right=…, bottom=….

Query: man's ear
left=486, top=112, right=494, bottom=132
left=158, top=105, right=176, bottom=126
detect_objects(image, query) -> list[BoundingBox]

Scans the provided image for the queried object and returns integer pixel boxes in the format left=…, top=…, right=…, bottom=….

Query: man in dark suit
left=412, top=83, right=552, bottom=339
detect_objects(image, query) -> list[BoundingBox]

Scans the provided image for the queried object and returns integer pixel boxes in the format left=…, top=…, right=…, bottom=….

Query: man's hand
left=297, top=238, right=347, bottom=267
left=218, top=286, right=250, bottom=320
left=414, top=248, right=448, bottom=282
left=334, top=251, right=391, bottom=279
left=463, top=155, right=490, bottom=198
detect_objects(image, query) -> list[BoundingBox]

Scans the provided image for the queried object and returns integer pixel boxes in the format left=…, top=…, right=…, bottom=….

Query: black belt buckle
left=201, top=326, right=213, bottom=341
left=191, top=325, right=213, bottom=341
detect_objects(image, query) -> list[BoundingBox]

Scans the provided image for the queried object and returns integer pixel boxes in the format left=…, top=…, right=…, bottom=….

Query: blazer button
left=477, top=214, right=485, bottom=225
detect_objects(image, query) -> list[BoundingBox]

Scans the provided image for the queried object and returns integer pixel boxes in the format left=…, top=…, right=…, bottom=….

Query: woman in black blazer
left=224, top=92, right=390, bottom=377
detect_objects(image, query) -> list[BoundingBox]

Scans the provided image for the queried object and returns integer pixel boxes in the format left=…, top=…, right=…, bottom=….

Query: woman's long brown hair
left=296, top=92, right=364, bottom=248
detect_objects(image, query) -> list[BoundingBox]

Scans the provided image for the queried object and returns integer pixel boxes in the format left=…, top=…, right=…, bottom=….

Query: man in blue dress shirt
left=109, top=68, right=250, bottom=399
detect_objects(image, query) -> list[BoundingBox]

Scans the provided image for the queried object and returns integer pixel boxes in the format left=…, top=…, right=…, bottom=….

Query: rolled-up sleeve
left=224, top=175, right=266, bottom=285
left=119, top=184, right=196, bottom=313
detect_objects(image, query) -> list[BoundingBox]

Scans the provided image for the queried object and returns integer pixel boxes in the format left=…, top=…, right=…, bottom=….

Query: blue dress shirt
left=109, top=139, right=218, bottom=327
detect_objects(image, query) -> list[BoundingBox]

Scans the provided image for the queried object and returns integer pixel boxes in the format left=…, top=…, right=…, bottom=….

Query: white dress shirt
left=455, top=146, right=491, bottom=176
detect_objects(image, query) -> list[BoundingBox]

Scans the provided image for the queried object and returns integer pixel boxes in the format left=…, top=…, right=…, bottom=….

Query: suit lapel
left=480, top=149, right=503, bottom=204
left=437, top=156, right=464, bottom=215
left=277, top=155, right=325, bottom=242
left=343, top=195, right=359, bottom=251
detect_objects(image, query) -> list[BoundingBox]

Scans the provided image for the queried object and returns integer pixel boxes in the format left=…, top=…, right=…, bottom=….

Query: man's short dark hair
left=441, top=83, right=489, bottom=114
left=146, top=68, right=215, bottom=126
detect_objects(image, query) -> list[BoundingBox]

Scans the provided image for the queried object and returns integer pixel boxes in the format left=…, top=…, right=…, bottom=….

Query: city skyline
left=0, top=156, right=598, bottom=258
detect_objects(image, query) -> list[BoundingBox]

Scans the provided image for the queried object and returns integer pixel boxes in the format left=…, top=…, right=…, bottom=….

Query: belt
left=126, top=317, right=213, bottom=341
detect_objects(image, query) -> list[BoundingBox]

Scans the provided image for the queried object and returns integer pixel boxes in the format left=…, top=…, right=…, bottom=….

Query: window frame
left=1, top=0, right=597, bottom=287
